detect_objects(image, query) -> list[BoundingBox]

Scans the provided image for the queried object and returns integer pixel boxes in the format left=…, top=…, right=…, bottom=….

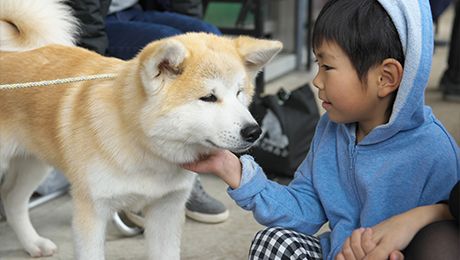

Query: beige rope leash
left=0, top=73, right=119, bottom=90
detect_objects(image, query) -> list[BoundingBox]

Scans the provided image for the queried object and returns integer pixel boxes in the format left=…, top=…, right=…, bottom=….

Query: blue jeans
left=105, top=7, right=222, bottom=60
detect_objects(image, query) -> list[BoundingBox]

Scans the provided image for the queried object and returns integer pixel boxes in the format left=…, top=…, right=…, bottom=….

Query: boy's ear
left=377, top=58, right=403, bottom=98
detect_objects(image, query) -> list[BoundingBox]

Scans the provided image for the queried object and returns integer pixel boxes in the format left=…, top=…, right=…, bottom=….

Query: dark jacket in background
left=70, top=0, right=111, bottom=56
left=139, top=0, right=204, bottom=19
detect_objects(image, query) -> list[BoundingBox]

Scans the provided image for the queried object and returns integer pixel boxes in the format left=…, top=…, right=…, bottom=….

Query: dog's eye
left=199, top=94, right=217, bottom=102
left=237, top=89, right=242, bottom=96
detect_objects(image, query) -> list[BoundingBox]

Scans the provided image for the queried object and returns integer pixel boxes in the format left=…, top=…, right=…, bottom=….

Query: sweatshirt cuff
left=227, top=155, right=268, bottom=201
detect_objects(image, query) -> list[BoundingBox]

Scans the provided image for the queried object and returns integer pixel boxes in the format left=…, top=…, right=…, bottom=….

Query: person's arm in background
left=336, top=181, right=459, bottom=260
left=69, top=0, right=111, bottom=55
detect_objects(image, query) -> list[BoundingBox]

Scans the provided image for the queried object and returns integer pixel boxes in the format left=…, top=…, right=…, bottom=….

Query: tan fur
left=0, top=1, right=282, bottom=259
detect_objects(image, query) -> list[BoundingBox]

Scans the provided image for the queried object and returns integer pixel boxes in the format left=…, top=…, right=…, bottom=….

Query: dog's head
left=135, top=33, right=282, bottom=162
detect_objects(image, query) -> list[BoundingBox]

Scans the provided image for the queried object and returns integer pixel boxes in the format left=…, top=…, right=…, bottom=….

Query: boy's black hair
left=313, top=0, right=405, bottom=82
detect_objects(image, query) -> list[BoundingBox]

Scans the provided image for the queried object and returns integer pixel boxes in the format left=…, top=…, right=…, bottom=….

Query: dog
left=0, top=0, right=282, bottom=259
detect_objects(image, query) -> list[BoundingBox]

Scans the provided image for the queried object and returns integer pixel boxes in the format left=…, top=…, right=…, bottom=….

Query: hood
left=359, top=0, right=434, bottom=145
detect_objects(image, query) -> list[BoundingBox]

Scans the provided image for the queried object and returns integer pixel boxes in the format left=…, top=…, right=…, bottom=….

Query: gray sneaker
left=113, top=176, right=228, bottom=236
left=185, top=176, right=229, bottom=223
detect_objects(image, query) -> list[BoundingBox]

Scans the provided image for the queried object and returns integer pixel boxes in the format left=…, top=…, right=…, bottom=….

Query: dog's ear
left=234, top=36, right=283, bottom=79
left=139, top=38, right=189, bottom=95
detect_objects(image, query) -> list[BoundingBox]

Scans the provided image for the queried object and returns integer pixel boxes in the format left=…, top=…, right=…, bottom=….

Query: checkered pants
left=248, top=227, right=323, bottom=260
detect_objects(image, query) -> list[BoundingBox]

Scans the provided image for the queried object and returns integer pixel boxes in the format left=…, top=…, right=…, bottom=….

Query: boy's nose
left=313, top=74, right=323, bottom=89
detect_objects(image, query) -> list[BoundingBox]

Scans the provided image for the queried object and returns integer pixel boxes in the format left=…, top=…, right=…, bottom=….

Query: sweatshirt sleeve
left=418, top=119, right=460, bottom=207
left=227, top=153, right=328, bottom=235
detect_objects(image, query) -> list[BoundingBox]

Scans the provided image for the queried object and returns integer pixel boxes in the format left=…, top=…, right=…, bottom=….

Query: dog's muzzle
left=241, top=124, right=262, bottom=143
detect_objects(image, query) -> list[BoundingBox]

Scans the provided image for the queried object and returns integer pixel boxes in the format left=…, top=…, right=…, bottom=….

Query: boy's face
left=313, top=41, right=383, bottom=126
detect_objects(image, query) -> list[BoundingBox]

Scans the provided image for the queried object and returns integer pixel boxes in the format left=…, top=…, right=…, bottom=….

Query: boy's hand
left=181, top=149, right=227, bottom=175
left=336, top=204, right=451, bottom=260
left=336, top=210, right=415, bottom=260
left=364, top=204, right=451, bottom=260
left=336, top=227, right=404, bottom=260
left=361, top=221, right=408, bottom=260
left=335, top=228, right=376, bottom=260
left=181, top=149, right=243, bottom=189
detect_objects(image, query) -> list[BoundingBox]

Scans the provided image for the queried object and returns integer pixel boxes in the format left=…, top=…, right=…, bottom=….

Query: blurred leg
left=132, top=10, right=222, bottom=36
left=104, top=20, right=182, bottom=60
left=404, top=220, right=459, bottom=260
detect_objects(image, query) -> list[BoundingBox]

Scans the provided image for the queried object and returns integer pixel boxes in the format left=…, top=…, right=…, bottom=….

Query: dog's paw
left=25, top=237, right=57, bottom=258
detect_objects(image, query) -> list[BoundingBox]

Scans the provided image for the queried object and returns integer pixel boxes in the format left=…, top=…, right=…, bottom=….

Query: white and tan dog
left=0, top=0, right=282, bottom=259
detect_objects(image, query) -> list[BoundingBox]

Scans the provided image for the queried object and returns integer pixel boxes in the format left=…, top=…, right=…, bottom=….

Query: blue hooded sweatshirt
left=227, top=0, right=460, bottom=259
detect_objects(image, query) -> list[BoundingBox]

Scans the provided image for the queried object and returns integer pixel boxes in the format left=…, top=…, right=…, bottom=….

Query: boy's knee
left=249, top=227, right=322, bottom=260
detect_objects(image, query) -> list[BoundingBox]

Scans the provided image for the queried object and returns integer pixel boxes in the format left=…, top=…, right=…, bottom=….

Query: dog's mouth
left=205, top=139, right=253, bottom=153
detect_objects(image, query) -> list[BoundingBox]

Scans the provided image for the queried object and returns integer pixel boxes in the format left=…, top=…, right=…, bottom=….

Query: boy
left=182, top=0, right=460, bottom=259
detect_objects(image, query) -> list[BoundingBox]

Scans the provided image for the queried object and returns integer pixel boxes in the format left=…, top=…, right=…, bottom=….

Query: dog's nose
left=241, top=124, right=262, bottom=143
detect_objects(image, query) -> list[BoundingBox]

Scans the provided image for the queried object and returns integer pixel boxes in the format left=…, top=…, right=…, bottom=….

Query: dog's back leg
left=1, top=155, right=57, bottom=257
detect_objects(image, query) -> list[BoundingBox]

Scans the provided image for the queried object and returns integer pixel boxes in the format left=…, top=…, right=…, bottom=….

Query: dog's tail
left=0, top=0, right=79, bottom=52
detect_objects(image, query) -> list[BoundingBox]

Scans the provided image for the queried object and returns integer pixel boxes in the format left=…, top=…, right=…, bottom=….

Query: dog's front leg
left=72, top=193, right=110, bottom=260
left=143, top=190, right=190, bottom=260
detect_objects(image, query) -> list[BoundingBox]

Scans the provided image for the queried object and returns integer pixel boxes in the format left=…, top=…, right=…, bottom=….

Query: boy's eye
left=315, top=60, right=333, bottom=71
left=322, top=65, right=333, bottom=71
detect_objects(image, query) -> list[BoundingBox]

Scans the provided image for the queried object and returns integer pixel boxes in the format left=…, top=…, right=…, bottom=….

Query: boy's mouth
left=321, top=100, right=332, bottom=109
left=318, top=94, right=332, bottom=109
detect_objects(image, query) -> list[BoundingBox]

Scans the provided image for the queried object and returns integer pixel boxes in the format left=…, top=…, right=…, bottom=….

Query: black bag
left=247, top=83, right=320, bottom=179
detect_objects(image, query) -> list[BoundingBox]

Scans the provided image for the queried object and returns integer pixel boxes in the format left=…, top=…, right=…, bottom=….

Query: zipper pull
left=350, top=146, right=356, bottom=171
